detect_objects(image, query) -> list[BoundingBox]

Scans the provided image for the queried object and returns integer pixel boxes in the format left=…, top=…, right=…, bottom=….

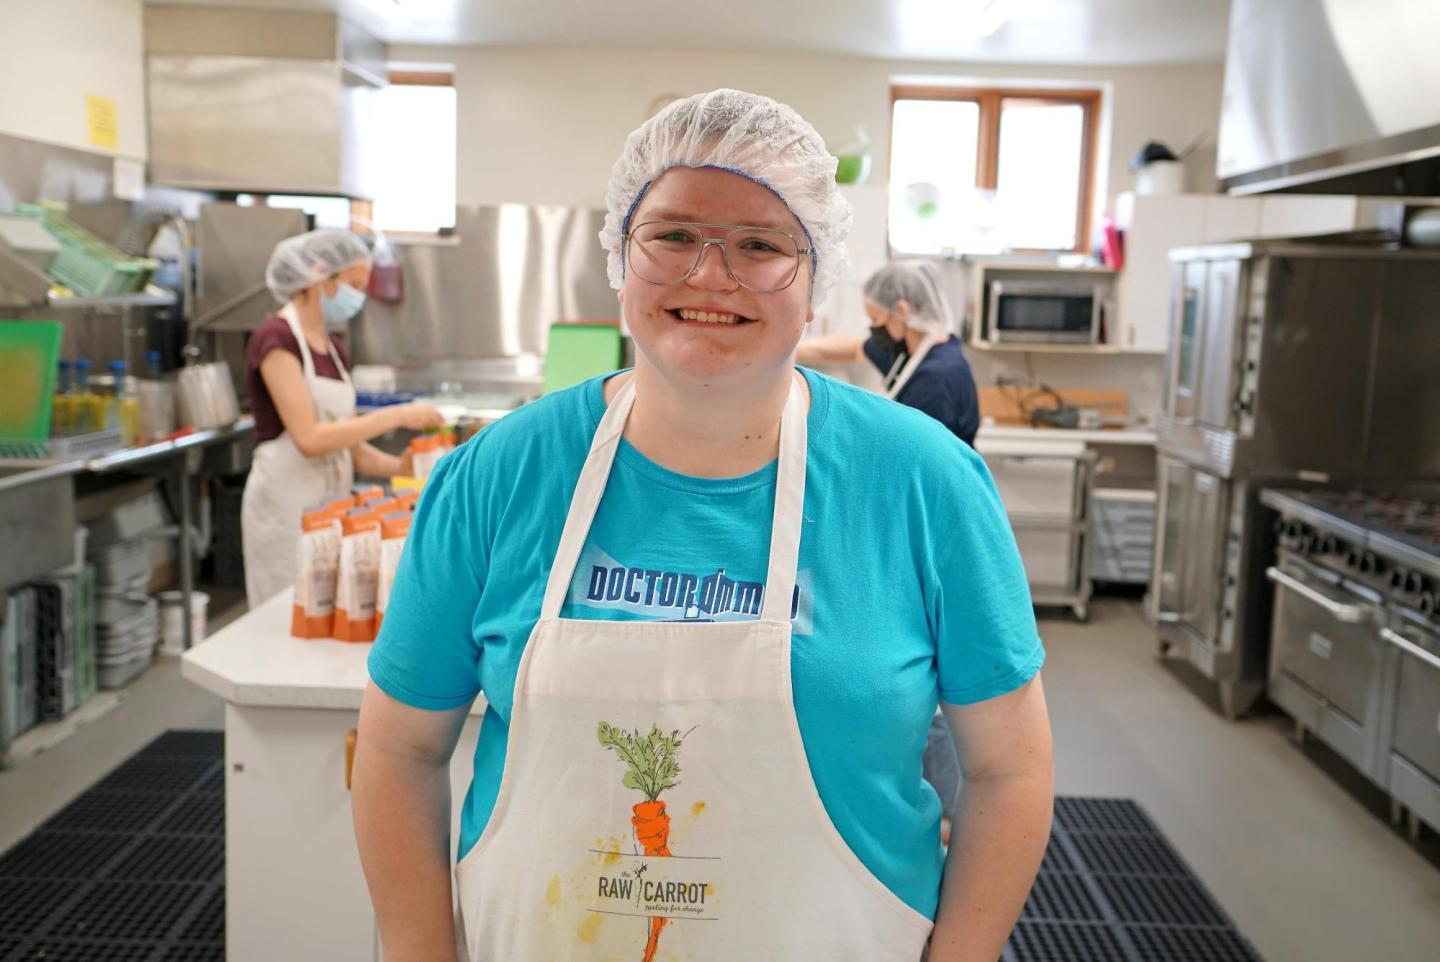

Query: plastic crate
left=74, top=566, right=96, bottom=706
left=1, top=588, right=39, bottom=748
left=15, top=204, right=156, bottom=297
left=32, top=577, right=78, bottom=721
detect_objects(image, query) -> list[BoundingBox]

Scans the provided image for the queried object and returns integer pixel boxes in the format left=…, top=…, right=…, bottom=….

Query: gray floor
left=1, top=597, right=1437, bottom=962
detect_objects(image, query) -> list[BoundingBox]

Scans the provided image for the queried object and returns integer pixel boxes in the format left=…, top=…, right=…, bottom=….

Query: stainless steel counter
left=0, top=419, right=256, bottom=648
left=0, top=418, right=254, bottom=474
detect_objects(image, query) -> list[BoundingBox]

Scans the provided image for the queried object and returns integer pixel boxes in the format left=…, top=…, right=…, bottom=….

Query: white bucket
left=158, top=590, right=209, bottom=655
left=1136, top=160, right=1185, bottom=195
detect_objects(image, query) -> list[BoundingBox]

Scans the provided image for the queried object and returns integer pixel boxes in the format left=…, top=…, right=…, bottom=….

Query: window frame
left=889, top=84, right=1102, bottom=254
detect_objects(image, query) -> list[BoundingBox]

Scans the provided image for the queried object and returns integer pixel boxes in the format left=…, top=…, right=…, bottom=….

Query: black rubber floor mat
left=0, top=730, right=223, bottom=962
left=0, top=735, right=1265, bottom=962
left=1018, top=795, right=1268, bottom=962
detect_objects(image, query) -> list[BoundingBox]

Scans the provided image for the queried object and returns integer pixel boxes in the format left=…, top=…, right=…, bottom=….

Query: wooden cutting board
left=978, top=386, right=1128, bottom=427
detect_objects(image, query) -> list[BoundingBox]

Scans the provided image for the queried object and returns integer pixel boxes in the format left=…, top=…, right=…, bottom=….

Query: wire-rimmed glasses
left=624, top=220, right=811, bottom=293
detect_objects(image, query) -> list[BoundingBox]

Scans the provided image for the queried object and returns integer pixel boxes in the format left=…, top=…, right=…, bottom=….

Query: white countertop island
left=182, top=590, right=483, bottom=962
left=183, top=588, right=487, bottom=715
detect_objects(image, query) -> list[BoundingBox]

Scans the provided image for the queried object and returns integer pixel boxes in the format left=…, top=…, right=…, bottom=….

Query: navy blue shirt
left=863, top=335, right=980, bottom=446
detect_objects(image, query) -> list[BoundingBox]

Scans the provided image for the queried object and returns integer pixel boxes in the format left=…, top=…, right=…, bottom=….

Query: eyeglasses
left=624, top=220, right=811, bottom=294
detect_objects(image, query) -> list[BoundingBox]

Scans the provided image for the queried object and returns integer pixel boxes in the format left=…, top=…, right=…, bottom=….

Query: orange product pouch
left=291, top=508, right=341, bottom=638
left=375, top=511, right=413, bottom=633
left=333, top=510, right=381, bottom=642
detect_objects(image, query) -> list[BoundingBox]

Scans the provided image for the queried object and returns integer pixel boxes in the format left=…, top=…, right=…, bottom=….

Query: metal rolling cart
left=978, top=437, right=1096, bottom=621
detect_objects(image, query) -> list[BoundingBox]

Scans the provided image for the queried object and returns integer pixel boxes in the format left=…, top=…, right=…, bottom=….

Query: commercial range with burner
left=1261, top=486, right=1440, bottom=836
left=1148, top=241, right=1440, bottom=716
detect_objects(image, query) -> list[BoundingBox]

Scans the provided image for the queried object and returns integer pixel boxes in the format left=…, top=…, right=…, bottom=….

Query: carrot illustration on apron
left=598, top=722, right=692, bottom=962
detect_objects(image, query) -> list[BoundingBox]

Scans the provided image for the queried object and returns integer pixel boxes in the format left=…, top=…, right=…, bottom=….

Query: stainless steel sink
left=0, top=463, right=77, bottom=589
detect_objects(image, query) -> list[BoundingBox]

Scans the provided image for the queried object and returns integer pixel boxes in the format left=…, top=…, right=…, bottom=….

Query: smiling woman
left=354, top=88, right=1053, bottom=962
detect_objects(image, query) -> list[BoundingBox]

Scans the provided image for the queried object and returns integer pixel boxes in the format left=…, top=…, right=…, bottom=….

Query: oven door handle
left=1265, top=566, right=1371, bottom=623
left=1380, top=627, right=1440, bottom=672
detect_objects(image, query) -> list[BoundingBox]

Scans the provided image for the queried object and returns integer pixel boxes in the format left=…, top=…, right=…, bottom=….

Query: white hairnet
left=863, top=261, right=955, bottom=336
left=599, top=88, right=852, bottom=309
left=265, top=229, right=372, bottom=303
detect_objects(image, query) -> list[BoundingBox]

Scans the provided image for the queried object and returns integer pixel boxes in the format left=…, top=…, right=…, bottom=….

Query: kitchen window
left=888, top=85, right=1101, bottom=256
left=371, top=70, right=458, bottom=234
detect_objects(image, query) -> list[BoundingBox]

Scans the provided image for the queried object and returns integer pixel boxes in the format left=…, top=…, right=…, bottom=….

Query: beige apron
left=240, top=306, right=355, bottom=607
left=454, top=375, right=934, bottom=960
left=883, top=332, right=943, bottom=401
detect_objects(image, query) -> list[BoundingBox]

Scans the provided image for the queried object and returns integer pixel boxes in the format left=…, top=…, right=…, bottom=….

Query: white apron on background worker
left=453, top=377, right=934, bottom=961
left=880, top=330, right=943, bottom=401
left=240, top=305, right=355, bottom=607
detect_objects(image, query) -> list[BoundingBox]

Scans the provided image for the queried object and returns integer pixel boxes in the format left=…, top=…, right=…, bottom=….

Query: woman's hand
left=388, top=402, right=446, bottom=432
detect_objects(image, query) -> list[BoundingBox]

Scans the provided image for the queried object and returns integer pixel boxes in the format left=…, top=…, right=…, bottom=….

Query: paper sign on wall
left=86, top=94, right=118, bottom=150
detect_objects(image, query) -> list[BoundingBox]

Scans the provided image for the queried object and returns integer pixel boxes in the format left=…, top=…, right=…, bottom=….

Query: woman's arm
left=929, top=673, right=1053, bottom=962
left=352, top=682, right=471, bottom=962
left=259, top=349, right=443, bottom=458
left=793, top=333, right=866, bottom=365
left=352, top=441, right=406, bottom=480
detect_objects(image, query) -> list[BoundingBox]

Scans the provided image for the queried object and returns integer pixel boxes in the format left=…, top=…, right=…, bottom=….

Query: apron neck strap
left=540, top=374, right=808, bottom=626
left=279, top=304, right=352, bottom=388
left=884, top=332, right=941, bottom=400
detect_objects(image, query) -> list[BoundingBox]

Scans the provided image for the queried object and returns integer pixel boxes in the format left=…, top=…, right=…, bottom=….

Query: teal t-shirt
left=368, top=369, right=1043, bottom=919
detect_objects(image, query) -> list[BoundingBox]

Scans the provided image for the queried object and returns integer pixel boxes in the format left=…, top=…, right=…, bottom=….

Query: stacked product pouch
left=406, top=430, right=455, bottom=480
left=375, top=511, right=413, bottom=633
left=333, top=508, right=382, bottom=642
left=290, top=506, right=343, bottom=638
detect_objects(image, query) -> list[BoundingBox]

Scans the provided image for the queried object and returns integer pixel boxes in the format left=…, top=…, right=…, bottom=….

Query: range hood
left=144, top=5, right=386, bottom=198
left=1218, top=0, right=1440, bottom=195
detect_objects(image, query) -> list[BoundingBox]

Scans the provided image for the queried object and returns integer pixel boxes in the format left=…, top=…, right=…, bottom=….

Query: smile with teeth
left=675, top=308, right=748, bottom=325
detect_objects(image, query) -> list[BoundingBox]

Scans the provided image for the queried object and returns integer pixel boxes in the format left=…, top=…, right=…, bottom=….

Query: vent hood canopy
left=1218, top=0, right=1440, bottom=196
left=145, top=4, right=387, bottom=198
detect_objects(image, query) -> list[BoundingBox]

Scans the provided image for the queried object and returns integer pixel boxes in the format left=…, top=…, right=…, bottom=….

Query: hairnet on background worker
left=264, top=229, right=373, bottom=303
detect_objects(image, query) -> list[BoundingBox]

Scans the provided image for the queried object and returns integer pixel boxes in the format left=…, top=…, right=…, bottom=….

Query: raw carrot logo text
left=597, top=722, right=707, bottom=961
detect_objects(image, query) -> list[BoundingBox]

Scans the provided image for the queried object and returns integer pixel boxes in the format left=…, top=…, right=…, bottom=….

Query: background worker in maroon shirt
left=239, top=229, right=443, bottom=607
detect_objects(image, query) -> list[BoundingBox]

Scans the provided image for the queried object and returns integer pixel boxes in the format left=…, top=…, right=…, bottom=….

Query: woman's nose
left=686, top=241, right=738, bottom=290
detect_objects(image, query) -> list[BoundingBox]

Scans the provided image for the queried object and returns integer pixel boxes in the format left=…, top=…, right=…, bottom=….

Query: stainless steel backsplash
left=351, top=204, right=618, bottom=390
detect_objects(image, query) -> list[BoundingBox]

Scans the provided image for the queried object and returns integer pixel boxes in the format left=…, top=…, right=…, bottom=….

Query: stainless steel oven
left=1262, top=485, right=1440, bottom=835
left=1151, top=242, right=1440, bottom=718
left=1266, top=554, right=1387, bottom=778
left=985, top=279, right=1102, bottom=344
left=1385, top=610, right=1440, bottom=833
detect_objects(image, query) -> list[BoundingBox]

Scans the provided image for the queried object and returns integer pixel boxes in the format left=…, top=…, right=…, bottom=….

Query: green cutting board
left=0, top=319, right=63, bottom=439
left=542, top=323, right=623, bottom=395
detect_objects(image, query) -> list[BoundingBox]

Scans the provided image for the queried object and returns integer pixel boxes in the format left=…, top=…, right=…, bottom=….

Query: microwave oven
left=985, top=279, right=1103, bottom=344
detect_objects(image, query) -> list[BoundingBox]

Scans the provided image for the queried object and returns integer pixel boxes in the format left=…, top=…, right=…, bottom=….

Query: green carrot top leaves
left=597, top=722, right=691, bottom=802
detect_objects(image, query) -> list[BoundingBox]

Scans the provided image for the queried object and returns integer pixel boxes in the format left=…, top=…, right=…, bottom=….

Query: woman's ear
left=322, top=277, right=340, bottom=299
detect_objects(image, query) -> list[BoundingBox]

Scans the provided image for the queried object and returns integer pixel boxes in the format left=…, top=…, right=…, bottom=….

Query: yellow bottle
left=52, top=359, right=73, bottom=435
left=108, top=360, right=140, bottom=446
left=72, top=359, right=97, bottom=434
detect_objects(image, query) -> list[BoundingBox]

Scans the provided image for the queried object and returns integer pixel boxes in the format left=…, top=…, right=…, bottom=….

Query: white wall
left=389, top=42, right=1216, bottom=420
left=0, top=0, right=148, bottom=160
left=393, top=43, right=1224, bottom=215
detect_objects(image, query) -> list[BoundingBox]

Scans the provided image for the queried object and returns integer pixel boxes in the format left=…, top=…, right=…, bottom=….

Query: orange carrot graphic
left=598, top=722, right=690, bottom=962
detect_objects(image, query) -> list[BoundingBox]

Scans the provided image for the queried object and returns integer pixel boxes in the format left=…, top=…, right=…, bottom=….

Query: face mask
left=321, top=281, right=366, bottom=328
left=868, top=324, right=906, bottom=359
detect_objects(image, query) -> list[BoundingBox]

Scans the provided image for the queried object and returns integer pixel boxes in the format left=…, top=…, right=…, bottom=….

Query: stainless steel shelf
left=45, top=289, right=178, bottom=310
left=84, top=418, right=255, bottom=472
left=0, top=418, right=254, bottom=474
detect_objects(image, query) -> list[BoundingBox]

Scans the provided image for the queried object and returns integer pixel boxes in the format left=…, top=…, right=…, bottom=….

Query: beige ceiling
left=149, top=0, right=1231, bottom=64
